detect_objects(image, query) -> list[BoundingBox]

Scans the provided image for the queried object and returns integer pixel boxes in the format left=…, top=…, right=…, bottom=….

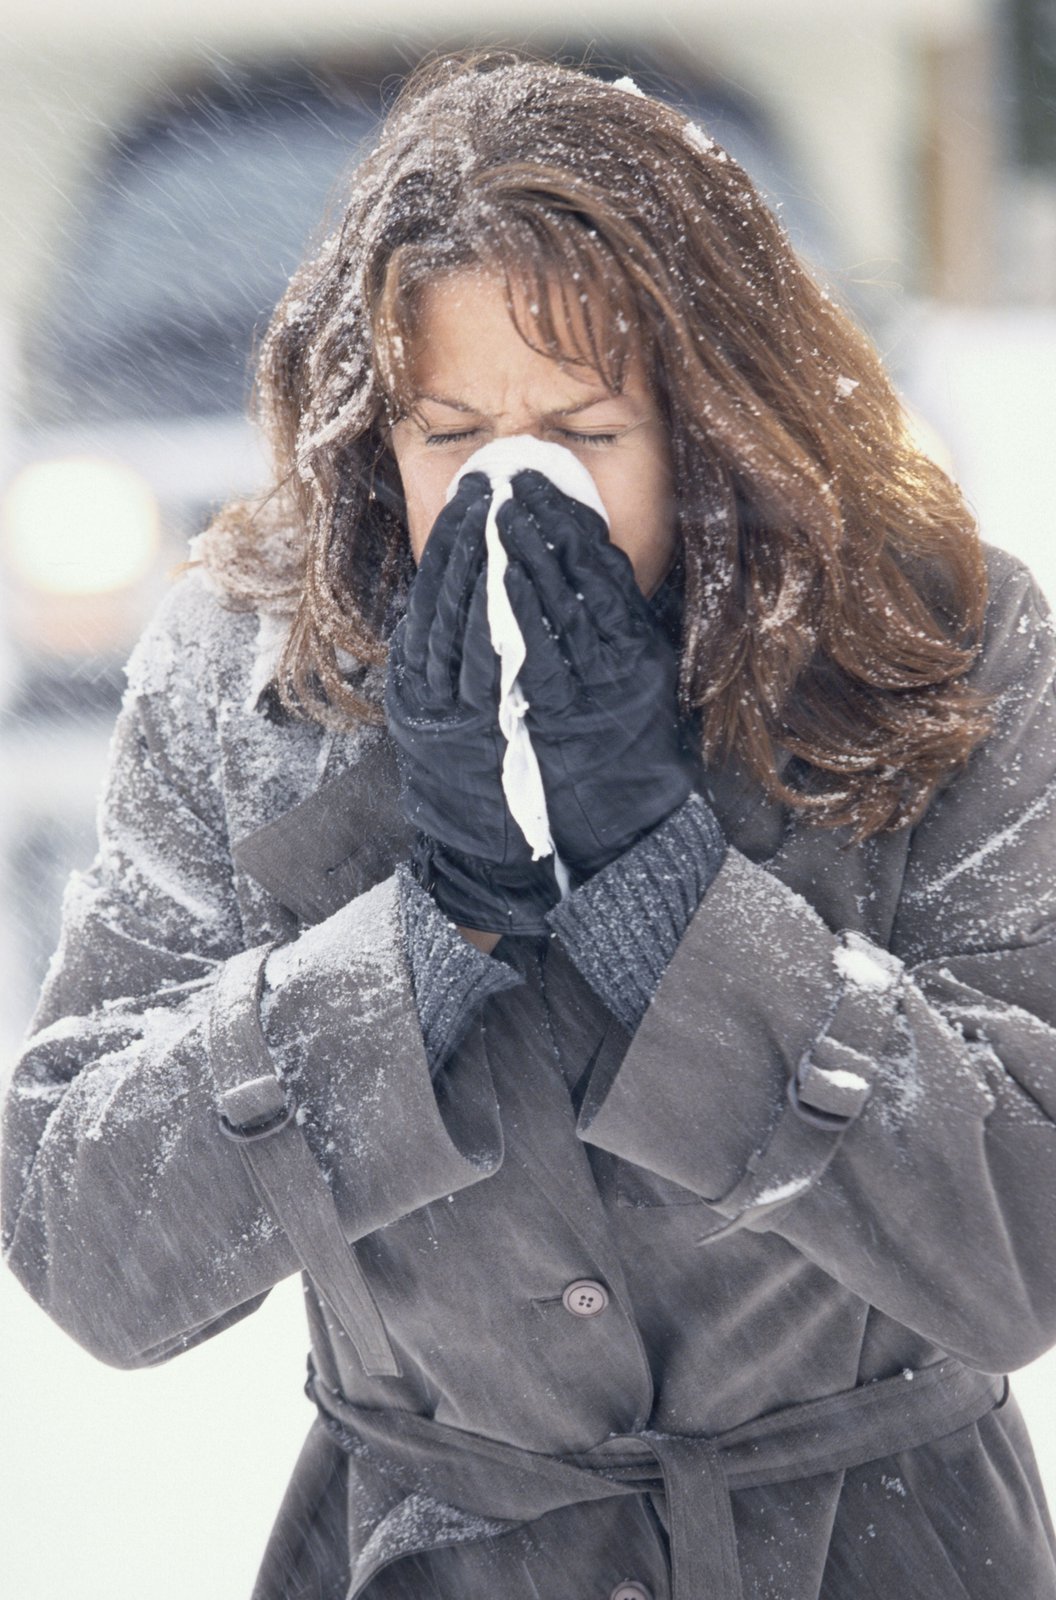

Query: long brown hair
left=190, top=46, right=996, bottom=843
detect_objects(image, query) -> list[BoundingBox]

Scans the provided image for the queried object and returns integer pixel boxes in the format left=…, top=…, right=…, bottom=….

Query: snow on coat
left=3, top=542, right=1056, bottom=1598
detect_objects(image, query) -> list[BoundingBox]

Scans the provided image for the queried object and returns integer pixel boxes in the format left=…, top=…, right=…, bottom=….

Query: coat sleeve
left=574, top=557, right=1056, bottom=1374
left=0, top=579, right=503, bottom=1370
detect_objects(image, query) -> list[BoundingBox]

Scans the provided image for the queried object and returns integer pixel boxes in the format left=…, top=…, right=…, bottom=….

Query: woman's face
left=387, top=269, right=677, bottom=597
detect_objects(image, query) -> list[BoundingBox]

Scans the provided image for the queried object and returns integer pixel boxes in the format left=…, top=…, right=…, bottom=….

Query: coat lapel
left=231, top=722, right=795, bottom=927
left=700, top=743, right=796, bottom=864
left=232, top=734, right=416, bottom=925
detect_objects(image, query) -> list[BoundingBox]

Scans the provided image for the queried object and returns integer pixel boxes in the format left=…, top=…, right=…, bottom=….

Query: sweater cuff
left=396, top=862, right=524, bottom=1076
left=545, top=791, right=726, bottom=1033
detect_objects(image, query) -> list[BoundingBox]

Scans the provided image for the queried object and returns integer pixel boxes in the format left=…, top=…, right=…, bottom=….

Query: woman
left=3, top=47, right=1056, bottom=1600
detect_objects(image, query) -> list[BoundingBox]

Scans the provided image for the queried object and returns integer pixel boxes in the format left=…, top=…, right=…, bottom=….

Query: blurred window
left=20, top=48, right=839, bottom=429
left=23, top=62, right=383, bottom=424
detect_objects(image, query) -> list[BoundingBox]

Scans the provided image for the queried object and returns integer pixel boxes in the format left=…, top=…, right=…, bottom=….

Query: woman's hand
left=499, top=469, right=699, bottom=878
left=385, top=471, right=560, bottom=935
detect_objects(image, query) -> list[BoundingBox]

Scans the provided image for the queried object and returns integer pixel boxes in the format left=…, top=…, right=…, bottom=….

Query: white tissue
left=446, top=436, right=610, bottom=897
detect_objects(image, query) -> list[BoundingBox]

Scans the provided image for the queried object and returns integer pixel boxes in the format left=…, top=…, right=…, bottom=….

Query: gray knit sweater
left=397, top=791, right=726, bottom=1076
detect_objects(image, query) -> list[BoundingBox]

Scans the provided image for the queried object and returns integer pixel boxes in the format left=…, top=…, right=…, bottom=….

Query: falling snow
left=2, top=48, right=1056, bottom=1600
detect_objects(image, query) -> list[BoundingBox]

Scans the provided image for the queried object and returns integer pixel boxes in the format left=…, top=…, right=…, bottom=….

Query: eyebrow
left=413, top=390, right=622, bottom=418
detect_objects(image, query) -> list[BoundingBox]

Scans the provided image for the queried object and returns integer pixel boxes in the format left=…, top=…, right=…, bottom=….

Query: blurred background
left=1, top=2, right=1053, bottom=1596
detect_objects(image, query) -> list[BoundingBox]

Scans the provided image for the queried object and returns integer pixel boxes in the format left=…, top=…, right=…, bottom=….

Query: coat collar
left=697, top=741, right=797, bottom=864
left=232, top=726, right=795, bottom=928
left=232, top=733, right=416, bottom=926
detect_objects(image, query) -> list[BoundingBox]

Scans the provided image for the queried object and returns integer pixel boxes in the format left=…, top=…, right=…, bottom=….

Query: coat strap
left=642, top=1435, right=742, bottom=1598
left=209, top=945, right=400, bottom=1379
left=307, top=1355, right=1004, bottom=1600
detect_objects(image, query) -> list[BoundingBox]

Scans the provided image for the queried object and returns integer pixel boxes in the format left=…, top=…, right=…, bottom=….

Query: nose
left=492, top=418, right=546, bottom=440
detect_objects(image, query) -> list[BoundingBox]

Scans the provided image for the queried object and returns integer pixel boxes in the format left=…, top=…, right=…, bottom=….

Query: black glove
left=498, top=468, right=701, bottom=878
left=384, top=471, right=560, bottom=935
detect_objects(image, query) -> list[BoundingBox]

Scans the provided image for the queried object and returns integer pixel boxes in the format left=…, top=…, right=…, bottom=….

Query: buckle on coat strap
left=217, top=1073, right=297, bottom=1142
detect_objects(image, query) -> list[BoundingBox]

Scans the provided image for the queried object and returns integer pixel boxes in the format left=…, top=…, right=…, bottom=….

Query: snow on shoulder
left=122, top=566, right=248, bottom=704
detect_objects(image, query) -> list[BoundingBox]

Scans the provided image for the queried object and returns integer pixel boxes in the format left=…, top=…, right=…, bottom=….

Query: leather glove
left=498, top=468, right=701, bottom=878
left=384, top=471, right=561, bottom=935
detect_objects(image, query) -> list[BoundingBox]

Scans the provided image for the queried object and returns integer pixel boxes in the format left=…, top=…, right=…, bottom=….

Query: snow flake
left=683, top=121, right=725, bottom=160
left=918, top=781, right=1056, bottom=897
left=758, top=569, right=810, bottom=633
left=811, top=1064, right=869, bottom=1093
left=352, top=1491, right=514, bottom=1583
left=833, top=932, right=903, bottom=993
left=124, top=624, right=177, bottom=699
left=245, top=610, right=291, bottom=713
left=684, top=121, right=715, bottom=154
left=753, top=1175, right=812, bottom=1207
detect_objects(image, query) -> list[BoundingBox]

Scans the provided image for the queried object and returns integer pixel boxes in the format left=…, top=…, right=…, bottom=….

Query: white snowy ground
left=1, top=303, right=1055, bottom=1599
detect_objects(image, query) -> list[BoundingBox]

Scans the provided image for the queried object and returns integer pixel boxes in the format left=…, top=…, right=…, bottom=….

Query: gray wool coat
left=4, top=540, right=1056, bottom=1599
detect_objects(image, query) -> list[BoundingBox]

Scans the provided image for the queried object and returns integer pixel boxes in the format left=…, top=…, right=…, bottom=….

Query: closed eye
left=423, top=429, right=619, bottom=448
left=558, top=430, right=619, bottom=448
left=423, top=429, right=481, bottom=446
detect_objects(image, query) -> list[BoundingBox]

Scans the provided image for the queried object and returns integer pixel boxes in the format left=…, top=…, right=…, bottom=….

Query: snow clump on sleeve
left=833, top=931, right=905, bottom=993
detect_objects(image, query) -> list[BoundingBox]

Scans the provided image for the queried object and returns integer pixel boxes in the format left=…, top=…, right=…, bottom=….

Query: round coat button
left=562, top=1279, right=609, bottom=1316
left=610, top=1584, right=652, bottom=1600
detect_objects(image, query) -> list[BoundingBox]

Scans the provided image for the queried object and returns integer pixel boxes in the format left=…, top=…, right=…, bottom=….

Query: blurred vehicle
left=0, top=54, right=388, bottom=1046
left=2, top=55, right=389, bottom=721
left=0, top=40, right=845, bottom=1044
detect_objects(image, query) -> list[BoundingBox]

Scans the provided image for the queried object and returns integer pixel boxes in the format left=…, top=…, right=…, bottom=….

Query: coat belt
left=306, top=1356, right=1007, bottom=1599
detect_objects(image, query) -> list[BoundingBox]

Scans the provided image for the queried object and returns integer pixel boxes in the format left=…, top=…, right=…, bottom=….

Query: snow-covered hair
left=188, top=47, right=995, bottom=840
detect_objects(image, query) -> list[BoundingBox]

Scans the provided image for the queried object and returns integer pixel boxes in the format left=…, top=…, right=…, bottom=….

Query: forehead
left=401, top=266, right=646, bottom=402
